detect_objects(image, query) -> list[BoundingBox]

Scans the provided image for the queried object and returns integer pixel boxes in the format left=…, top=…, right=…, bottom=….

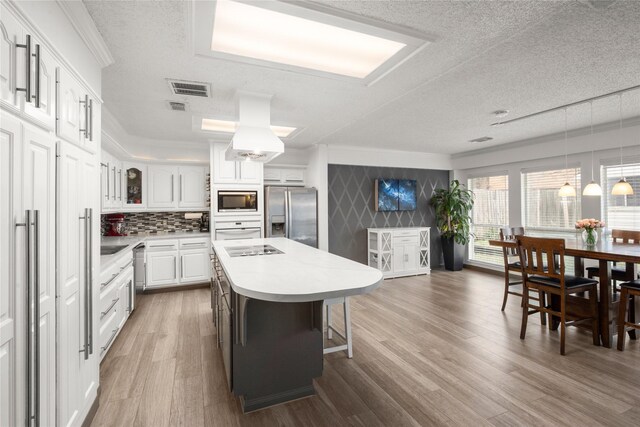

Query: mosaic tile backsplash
left=101, top=212, right=209, bottom=236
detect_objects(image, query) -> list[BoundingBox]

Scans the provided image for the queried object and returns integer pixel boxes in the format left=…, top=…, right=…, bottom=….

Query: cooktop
left=225, top=245, right=284, bottom=257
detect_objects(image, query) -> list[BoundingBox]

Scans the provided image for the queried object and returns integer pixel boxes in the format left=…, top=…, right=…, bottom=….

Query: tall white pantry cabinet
left=1, top=2, right=102, bottom=427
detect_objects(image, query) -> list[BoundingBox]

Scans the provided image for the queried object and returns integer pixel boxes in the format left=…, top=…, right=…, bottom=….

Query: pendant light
left=559, top=107, right=576, bottom=197
left=583, top=101, right=602, bottom=196
left=611, top=94, right=634, bottom=196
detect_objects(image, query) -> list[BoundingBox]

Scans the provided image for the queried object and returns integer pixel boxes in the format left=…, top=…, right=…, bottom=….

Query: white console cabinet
left=367, top=227, right=431, bottom=278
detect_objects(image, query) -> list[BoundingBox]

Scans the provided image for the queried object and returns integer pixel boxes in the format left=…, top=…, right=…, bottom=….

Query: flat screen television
left=374, top=179, right=417, bottom=211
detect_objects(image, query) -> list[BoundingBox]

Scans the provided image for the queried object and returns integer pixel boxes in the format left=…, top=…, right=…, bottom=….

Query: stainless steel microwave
left=217, top=190, right=258, bottom=213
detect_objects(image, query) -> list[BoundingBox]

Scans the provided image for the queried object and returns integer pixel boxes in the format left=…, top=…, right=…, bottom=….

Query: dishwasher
left=133, top=243, right=146, bottom=292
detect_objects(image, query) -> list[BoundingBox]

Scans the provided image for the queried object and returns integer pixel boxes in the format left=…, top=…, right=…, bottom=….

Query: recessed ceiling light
left=201, top=118, right=296, bottom=138
left=211, top=0, right=407, bottom=79
left=492, top=110, right=509, bottom=118
left=469, top=136, right=493, bottom=144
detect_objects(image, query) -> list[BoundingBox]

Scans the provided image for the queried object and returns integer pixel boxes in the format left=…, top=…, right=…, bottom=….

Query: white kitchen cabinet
left=264, top=166, right=305, bottom=185
left=368, top=227, right=431, bottom=279
left=144, top=238, right=210, bottom=288
left=148, top=165, right=178, bottom=208
left=123, top=162, right=147, bottom=209
left=0, top=2, right=23, bottom=112
left=180, top=248, right=210, bottom=283
left=57, top=67, right=98, bottom=153
left=0, top=10, right=56, bottom=130
left=146, top=250, right=180, bottom=288
left=178, top=166, right=206, bottom=208
left=22, top=34, right=56, bottom=130
left=148, top=165, right=207, bottom=209
left=57, top=140, right=99, bottom=427
left=212, top=142, right=262, bottom=184
left=101, top=150, right=123, bottom=212
left=0, top=114, right=57, bottom=427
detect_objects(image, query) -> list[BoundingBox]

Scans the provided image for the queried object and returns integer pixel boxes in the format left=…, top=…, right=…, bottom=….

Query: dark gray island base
left=210, top=238, right=383, bottom=413
left=233, top=298, right=324, bottom=412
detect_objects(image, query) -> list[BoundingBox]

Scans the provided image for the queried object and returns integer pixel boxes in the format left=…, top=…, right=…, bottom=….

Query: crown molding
left=57, top=0, right=114, bottom=68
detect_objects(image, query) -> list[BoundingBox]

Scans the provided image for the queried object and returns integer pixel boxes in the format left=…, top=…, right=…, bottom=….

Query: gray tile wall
left=328, top=164, right=449, bottom=266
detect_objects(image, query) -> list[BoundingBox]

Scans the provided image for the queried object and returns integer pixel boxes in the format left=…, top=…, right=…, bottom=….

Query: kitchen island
left=211, top=237, right=383, bottom=412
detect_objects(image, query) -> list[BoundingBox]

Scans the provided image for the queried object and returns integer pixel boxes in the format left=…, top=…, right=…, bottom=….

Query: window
left=603, top=158, right=640, bottom=230
left=522, top=167, right=581, bottom=231
left=468, top=174, right=509, bottom=265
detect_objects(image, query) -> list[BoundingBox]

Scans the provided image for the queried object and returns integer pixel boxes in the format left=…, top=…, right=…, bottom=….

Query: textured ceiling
left=84, top=0, right=640, bottom=155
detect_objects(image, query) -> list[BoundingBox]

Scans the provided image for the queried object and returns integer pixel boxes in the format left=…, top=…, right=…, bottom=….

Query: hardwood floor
left=90, top=269, right=640, bottom=427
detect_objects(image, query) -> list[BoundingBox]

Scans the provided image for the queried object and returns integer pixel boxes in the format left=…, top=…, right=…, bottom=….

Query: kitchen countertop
left=101, top=231, right=210, bottom=272
left=212, top=237, right=383, bottom=303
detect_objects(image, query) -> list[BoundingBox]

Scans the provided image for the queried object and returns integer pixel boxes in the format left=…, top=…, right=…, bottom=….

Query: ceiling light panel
left=201, top=118, right=296, bottom=138
left=193, top=0, right=431, bottom=84
left=211, top=0, right=405, bottom=78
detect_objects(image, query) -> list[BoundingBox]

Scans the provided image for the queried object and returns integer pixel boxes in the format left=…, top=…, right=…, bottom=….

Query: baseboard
left=81, top=385, right=101, bottom=427
left=142, top=282, right=209, bottom=294
left=240, top=384, right=316, bottom=413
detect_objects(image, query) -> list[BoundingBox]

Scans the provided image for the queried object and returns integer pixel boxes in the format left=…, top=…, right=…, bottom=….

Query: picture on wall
left=399, top=179, right=417, bottom=210
left=374, top=179, right=417, bottom=211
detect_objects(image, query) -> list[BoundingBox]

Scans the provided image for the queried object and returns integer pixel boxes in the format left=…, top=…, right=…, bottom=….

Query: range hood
left=225, top=92, right=284, bottom=162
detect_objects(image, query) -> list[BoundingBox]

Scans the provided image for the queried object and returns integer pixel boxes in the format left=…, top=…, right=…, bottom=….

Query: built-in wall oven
left=214, top=219, right=262, bottom=241
left=217, top=190, right=258, bottom=213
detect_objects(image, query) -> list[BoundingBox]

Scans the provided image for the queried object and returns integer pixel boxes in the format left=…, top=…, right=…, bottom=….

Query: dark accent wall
left=328, top=164, right=449, bottom=266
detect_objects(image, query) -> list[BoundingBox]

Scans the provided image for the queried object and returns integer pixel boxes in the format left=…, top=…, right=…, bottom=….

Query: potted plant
left=430, top=180, right=474, bottom=271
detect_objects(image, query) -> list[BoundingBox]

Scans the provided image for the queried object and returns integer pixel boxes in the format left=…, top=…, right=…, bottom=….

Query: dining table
left=489, top=236, right=640, bottom=348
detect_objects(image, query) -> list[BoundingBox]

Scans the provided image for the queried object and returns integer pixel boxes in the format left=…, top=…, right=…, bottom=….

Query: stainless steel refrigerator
left=265, top=186, right=318, bottom=248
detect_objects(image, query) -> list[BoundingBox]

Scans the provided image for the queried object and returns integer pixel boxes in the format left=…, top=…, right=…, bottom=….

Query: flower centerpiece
left=575, top=218, right=605, bottom=246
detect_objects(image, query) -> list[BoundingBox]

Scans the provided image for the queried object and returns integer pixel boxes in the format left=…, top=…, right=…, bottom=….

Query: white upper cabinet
left=178, top=166, right=206, bottom=208
left=0, top=8, right=56, bottom=129
left=57, top=67, right=83, bottom=144
left=264, top=166, right=305, bottom=185
left=212, top=143, right=262, bottom=185
left=0, top=3, right=23, bottom=111
left=148, top=165, right=178, bottom=208
left=122, top=162, right=147, bottom=209
left=57, top=67, right=98, bottom=153
left=22, top=34, right=56, bottom=130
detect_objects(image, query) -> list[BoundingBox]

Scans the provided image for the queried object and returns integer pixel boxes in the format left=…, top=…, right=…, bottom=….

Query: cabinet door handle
left=101, top=328, right=119, bottom=356
left=179, top=175, right=183, bottom=202
left=32, top=44, right=40, bottom=107
left=118, top=169, right=122, bottom=201
left=103, top=163, right=110, bottom=200
left=88, top=99, right=93, bottom=141
left=101, top=298, right=119, bottom=320
left=112, top=167, right=116, bottom=200
left=80, top=94, right=89, bottom=138
left=16, top=34, right=31, bottom=101
left=171, top=175, right=174, bottom=202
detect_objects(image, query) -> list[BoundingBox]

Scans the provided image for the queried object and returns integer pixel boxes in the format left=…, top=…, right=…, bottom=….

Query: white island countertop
left=212, top=237, right=383, bottom=303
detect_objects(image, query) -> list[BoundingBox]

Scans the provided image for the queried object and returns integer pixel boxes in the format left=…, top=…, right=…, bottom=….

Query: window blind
left=602, top=160, right=640, bottom=230
left=468, top=175, right=509, bottom=265
left=522, top=167, right=581, bottom=231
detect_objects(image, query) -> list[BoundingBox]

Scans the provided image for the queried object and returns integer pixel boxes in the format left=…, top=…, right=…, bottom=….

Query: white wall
left=328, top=145, right=452, bottom=170
left=305, top=144, right=329, bottom=251
left=452, top=122, right=640, bottom=228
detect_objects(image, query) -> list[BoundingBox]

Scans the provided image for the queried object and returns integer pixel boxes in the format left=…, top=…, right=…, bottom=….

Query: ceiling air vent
left=469, top=136, right=493, bottom=144
left=166, top=79, right=211, bottom=97
left=167, top=101, right=188, bottom=112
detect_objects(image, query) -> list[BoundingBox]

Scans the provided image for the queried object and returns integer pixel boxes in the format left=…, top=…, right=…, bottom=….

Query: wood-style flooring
left=90, top=269, right=640, bottom=426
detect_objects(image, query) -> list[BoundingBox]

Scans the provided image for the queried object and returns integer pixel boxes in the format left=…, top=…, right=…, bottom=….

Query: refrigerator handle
left=285, top=189, right=291, bottom=239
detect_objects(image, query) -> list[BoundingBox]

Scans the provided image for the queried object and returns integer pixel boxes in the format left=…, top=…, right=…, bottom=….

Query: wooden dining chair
left=586, top=229, right=640, bottom=292
left=516, top=236, right=600, bottom=355
left=617, top=279, right=640, bottom=351
left=499, top=227, right=545, bottom=325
